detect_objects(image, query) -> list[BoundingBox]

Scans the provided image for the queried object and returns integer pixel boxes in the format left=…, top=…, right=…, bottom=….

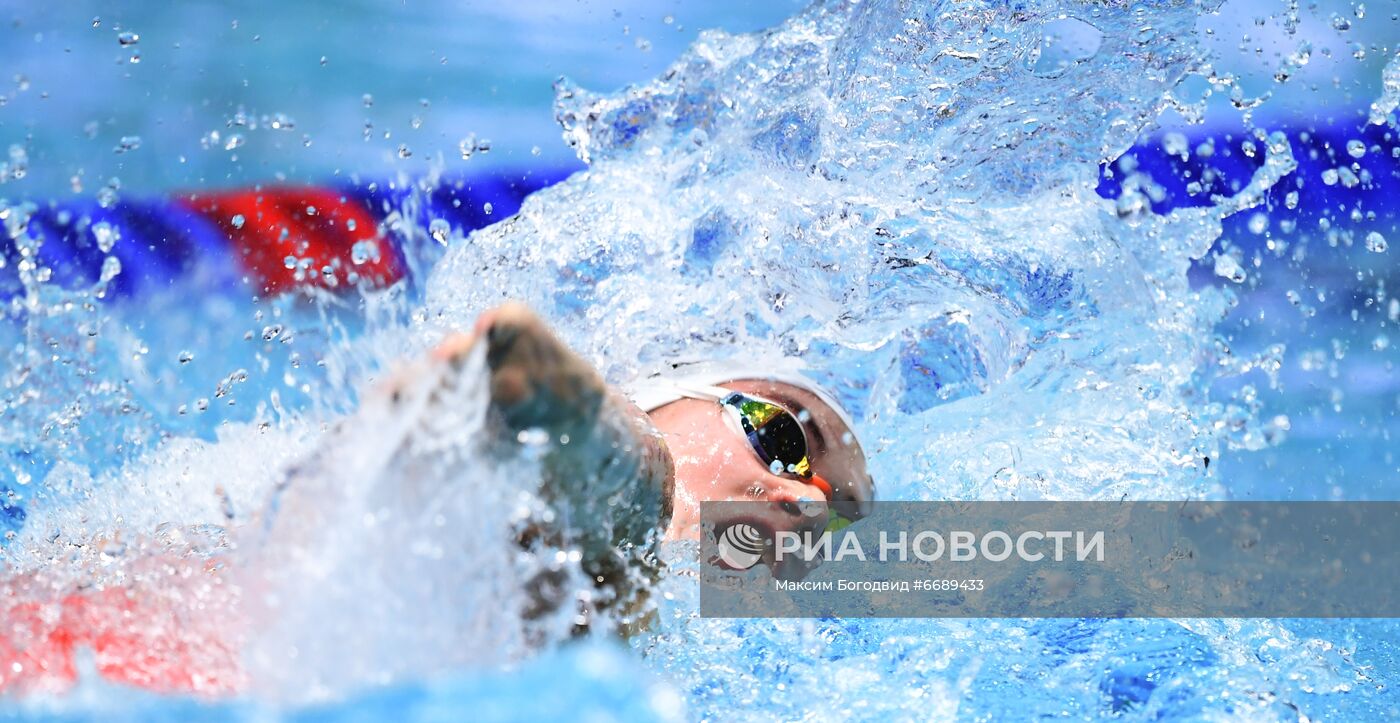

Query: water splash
left=1369, top=49, right=1400, bottom=125
left=429, top=0, right=1247, bottom=505
left=413, top=0, right=1361, bottom=719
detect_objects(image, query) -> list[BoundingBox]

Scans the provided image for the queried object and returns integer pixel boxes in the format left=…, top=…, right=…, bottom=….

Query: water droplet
left=362, top=93, right=374, bottom=108
left=483, top=202, right=493, bottom=215
left=1247, top=212, right=1268, bottom=235
left=517, top=428, right=550, bottom=446
left=346, top=218, right=357, bottom=232
left=397, top=144, right=412, bottom=158
left=92, top=221, right=118, bottom=253
left=231, top=213, right=245, bottom=229
left=114, top=135, right=141, bottom=154
left=224, top=133, right=245, bottom=151
left=117, top=31, right=139, bottom=46
left=269, top=113, right=295, bottom=131
left=1161, top=132, right=1189, bottom=159
left=769, top=459, right=784, bottom=474
left=1365, top=232, right=1388, bottom=253
left=429, top=218, right=451, bottom=244
left=1213, top=253, right=1247, bottom=283
left=99, top=255, right=122, bottom=283
left=1321, top=168, right=1339, bottom=186
left=1346, top=139, right=1366, bottom=158
left=458, top=135, right=492, bottom=160
left=178, top=350, right=194, bottom=364
left=351, top=239, right=381, bottom=265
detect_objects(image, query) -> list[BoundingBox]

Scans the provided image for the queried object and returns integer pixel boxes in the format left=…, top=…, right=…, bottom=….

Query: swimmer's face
left=647, top=380, right=873, bottom=547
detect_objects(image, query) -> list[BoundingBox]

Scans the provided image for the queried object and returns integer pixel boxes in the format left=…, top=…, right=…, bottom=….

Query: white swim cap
left=625, top=359, right=858, bottom=434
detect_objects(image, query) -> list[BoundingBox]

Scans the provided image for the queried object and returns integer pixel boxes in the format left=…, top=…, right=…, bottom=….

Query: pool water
left=1, top=0, right=1398, bottom=720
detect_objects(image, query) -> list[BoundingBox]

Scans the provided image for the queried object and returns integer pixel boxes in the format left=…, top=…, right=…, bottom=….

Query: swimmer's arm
left=439, top=303, right=674, bottom=553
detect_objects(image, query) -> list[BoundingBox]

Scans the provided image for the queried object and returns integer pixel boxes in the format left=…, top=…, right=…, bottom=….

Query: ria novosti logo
left=717, top=523, right=765, bottom=570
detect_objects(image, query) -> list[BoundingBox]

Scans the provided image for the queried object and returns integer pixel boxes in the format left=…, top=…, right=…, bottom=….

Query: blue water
left=2, top=0, right=1398, bottom=720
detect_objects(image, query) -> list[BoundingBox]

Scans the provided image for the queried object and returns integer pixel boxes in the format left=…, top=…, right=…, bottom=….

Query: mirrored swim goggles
left=669, top=382, right=855, bottom=533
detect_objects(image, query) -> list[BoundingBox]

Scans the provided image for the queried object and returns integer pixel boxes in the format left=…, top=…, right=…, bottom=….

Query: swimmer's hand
left=429, top=302, right=673, bottom=635
left=431, top=301, right=610, bottom=438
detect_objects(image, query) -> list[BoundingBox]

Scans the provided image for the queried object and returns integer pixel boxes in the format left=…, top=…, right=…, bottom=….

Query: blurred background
left=0, top=1, right=1393, bottom=192
left=0, top=1, right=806, bottom=192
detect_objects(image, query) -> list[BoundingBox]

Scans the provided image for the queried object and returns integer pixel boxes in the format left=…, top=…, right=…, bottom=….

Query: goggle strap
left=668, top=382, right=735, bottom=403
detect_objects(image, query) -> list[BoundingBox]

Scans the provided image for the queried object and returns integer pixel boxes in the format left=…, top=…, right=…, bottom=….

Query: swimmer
left=324, top=301, right=876, bottom=630
left=0, top=302, right=874, bottom=695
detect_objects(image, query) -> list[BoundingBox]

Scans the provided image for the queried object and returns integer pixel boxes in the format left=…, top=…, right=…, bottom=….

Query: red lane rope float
left=179, top=186, right=403, bottom=295
left=0, top=566, right=245, bottom=696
